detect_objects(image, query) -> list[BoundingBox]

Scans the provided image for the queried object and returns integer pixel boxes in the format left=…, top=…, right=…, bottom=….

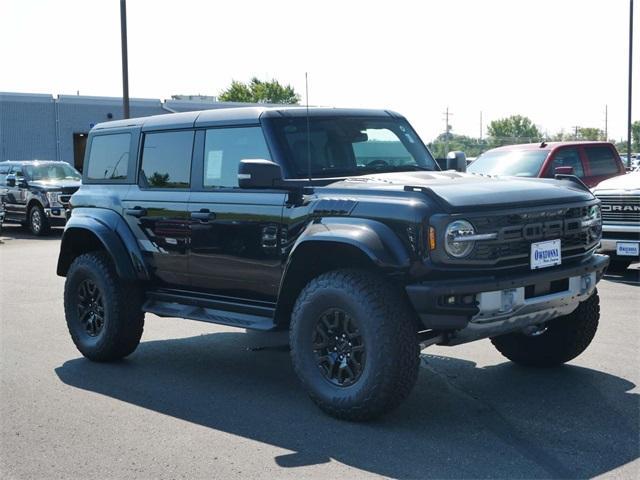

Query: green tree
left=428, top=132, right=488, bottom=158
left=632, top=120, right=640, bottom=151
left=576, top=127, right=605, bottom=141
left=218, top=77, right=300, bottom=104
left=487, top=115, right=542, bottom=146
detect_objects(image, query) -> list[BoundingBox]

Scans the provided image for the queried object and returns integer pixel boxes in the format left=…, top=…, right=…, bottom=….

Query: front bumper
left=44, top=206, right=70, bottom=225
left=406, top=254, right=609, bottom=344
left=598, top=224, right=640, bottom=257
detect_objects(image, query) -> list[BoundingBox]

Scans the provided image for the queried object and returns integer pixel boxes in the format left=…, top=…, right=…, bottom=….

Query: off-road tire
left=28, top=204, right=50, bottom=236
left=64, top=251, right=144, bottom=361
left=607, top=257, right=634, bottom=273
left=491, top=290, right=600, bottom=367
left=290, top=269, right=420, bottom=421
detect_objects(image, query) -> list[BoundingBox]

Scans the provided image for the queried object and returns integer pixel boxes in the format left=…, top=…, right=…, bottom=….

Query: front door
left=188, top=126, right=286, bottom=302
left=4, top=166, right=28, bottom=222
left=122, top=129, right=195, bottom=288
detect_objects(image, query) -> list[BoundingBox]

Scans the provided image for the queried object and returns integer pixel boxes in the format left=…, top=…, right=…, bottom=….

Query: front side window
left=585, top=146, right=619, bottom=176
left=268, top=117, right=437, bottom=178
left=140, top=130, right=194, bottom=189
left=203, top=127, right=271, bottom=188
left=545, top=148, right=584, bottom=177
left=86, top=133, right=131, bottom=180
left=468, top=149, right=549, bottom=177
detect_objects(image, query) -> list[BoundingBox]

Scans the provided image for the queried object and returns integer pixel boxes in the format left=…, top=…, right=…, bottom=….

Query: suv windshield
left=23, top=163, right=81, bottom=181
left=468, top=149, right=549, bottom=177
left=268, top=117, right=438, bottom=178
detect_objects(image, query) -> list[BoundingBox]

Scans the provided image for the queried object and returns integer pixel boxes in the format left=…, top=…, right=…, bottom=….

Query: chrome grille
left=596, top=195, right=640, bottom=224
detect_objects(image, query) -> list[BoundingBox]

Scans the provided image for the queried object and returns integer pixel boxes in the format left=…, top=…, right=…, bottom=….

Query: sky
left=1, top=0, right=638, bottom=142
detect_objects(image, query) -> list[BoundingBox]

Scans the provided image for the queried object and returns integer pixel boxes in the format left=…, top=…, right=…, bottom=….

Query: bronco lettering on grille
left=498, top=218, right=583, bottom=242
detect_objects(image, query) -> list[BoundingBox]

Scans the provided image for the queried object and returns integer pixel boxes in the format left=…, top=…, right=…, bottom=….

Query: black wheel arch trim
left=286, top=218, right=411, bottom=271
left=57, top=208, right=149, bottom=281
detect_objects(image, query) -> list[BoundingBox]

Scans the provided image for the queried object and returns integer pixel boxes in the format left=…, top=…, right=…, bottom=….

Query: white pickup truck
left=593, top=172, right=640, bottom=271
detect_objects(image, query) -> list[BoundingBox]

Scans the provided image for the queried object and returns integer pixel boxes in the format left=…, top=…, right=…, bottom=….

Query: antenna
left=305, top=72, right=311, bottom=182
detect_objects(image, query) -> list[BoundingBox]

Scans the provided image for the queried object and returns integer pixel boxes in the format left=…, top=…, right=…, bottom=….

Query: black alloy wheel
left=313, top=308, right=365, bottom=387
left=77, top=279, right=105, bottom=337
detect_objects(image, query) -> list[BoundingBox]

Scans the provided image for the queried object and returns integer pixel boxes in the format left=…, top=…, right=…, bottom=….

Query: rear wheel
left=28, top=204, right=50, bottom=236
left=289, top=269, right=420, bottom=421
left=64, top=251, right=144, bottom=361
left=491, top=290, right=599, bottom=367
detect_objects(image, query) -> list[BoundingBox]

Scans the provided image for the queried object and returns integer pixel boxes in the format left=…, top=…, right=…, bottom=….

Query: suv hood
left=29, top=179, right=81, bottom=193
left=328, top=171, right=595, bottom=211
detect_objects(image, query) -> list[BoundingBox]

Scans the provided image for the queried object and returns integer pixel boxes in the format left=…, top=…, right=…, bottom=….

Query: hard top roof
left=92, top=106, right=403, bottom=131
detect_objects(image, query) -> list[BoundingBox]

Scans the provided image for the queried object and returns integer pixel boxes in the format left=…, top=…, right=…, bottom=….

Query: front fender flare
left=288, top=218, right=411, bottom=271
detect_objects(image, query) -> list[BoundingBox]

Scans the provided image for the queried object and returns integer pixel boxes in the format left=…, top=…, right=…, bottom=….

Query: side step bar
left=143, top=289, right=277, bottom=331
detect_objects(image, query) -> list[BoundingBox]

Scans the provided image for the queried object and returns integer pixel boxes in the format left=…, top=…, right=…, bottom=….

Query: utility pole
left=573, top=125, right=580, bottom=140
left=120, top=0, right=130, bottom=119
left=442, top=107, right=453, bottom=158
left=626, top=0, right=634, bottom=167
left=604, top=104, right=608, bottom=140
left=479, top=111, right=483, bottom=140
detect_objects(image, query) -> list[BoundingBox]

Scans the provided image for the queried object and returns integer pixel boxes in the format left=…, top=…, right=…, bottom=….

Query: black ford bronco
left=57, top=107, right=608, bottom=420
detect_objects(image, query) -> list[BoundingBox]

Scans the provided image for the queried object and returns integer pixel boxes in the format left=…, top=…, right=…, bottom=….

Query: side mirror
left=554, top=166, right=574, bottom=175
left=6, top=175, right=15, bottom=187
left=238, top=159, right=284, bottom=189
left=446, top=151, right=467, bottom=172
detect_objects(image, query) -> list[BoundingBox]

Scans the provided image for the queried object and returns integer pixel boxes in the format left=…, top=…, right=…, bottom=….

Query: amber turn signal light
left=428, top=226, right=436, bottom=250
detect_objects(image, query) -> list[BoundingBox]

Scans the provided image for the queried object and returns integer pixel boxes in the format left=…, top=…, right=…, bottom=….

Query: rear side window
left=140, top=130, right=194, bottom=189
left=585, top=146, right=619, bottom=176
left=203, top=127, right=271, bottom=188
left=86, top=133, right=131, bottom=180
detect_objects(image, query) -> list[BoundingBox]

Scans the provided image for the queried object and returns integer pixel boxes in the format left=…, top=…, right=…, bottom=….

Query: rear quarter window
left=86, top=133, right=132, bottom=181
left=584, top=146, right=620, bottom=176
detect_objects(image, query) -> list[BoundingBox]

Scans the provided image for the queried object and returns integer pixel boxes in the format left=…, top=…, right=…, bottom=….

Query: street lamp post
left=120, top=0, right=130, bottom=119
left=627, top=0, right=634, bottom=167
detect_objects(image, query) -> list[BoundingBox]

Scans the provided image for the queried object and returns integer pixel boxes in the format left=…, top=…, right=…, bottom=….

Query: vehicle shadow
left=54, top=331, right=639, bottom=478
left=0, top=224, right=63, bottom=244
left=603, top=264, right=640, bottom=285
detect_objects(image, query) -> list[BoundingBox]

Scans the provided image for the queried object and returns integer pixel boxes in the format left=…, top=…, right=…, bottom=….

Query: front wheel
left=64, top=251, right=144, bottom=362
left=491, top=290, right=600, bottom=367
left=28, top=204, right=50, bottom=236
left=289, top=270, right=420, bottom=421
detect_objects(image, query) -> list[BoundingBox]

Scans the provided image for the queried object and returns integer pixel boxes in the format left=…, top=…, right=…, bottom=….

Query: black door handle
left=125, top=207, right=147, bottom=218
left=191, top=209, right=216, bottom=222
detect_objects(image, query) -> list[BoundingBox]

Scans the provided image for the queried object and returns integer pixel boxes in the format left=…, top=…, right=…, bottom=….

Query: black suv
left=57, top=107, right=608, bottom=420
left=0, top=160, right=81, bottom=235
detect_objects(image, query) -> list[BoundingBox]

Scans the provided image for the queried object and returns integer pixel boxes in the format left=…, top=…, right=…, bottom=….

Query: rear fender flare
left=57, top=208, right=148, bottom=281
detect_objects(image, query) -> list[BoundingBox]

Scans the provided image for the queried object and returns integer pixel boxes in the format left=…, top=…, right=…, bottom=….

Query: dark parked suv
left=57, top=107, right=608, bottom=420
left=0, top=160, right=81, bottom=235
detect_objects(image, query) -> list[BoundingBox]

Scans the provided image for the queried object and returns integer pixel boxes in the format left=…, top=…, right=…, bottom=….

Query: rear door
left=582, top=145, right=625, bottom=187
left=188, top=125, right=286, bottom=302
left=121, top=129, right=195, bottom=288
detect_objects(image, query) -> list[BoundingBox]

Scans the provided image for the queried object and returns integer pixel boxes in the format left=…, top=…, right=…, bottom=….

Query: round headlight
left=445, top=220, right=476, bottom=258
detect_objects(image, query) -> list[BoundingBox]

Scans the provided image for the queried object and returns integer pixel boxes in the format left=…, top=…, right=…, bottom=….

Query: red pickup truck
left=467, top=141, right=625, bottom=187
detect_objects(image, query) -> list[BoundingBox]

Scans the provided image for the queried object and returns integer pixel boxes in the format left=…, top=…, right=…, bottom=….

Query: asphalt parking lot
left=1, top=225, right=638, bottom=480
